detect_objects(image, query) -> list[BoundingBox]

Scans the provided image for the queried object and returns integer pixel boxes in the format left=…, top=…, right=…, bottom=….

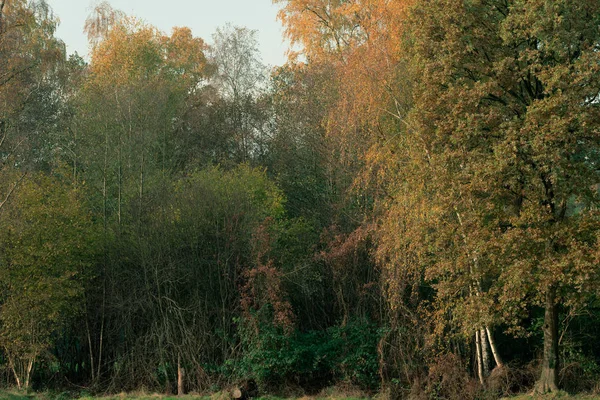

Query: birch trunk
left=475, top=330, right=484, bottom=385
left=486, top=326, right=503, bottom=368
left=480, top=328, right=490, bottom=377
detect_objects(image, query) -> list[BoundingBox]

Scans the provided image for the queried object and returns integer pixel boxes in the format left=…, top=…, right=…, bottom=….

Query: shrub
left=234, top=319, right=381, bottom=392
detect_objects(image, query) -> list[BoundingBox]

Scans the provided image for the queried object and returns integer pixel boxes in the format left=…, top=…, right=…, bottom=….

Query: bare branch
left=0, top=172, right=27, bottom=212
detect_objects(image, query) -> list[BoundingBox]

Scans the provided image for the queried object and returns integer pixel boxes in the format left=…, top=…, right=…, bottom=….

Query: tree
left=0, top=0, right=65, bottom=170
left=208, top=24, right=269, bottom=164
left=0, top=171, right=96, bottom=390
left=75, top=11, right=210, bottom=226
left=91, top=165, right=285, bottom=392
left=70, top=11, right=214, bottom=387
left=387, top=0, right=600, bottom=392
left=274, top=0, right=417, bottom=387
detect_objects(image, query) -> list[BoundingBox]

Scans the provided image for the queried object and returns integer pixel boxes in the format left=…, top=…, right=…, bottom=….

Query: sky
left=46, top=0, right=291, bottom=67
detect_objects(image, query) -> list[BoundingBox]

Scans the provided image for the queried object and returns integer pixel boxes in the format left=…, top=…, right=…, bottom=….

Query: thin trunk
left=0, top=0, right=5, bottom=34
left=0, top=173, right=26, bottom=212
left=480, top=328, right=490, bottom=377
left=486, top=326, right=503, bottom=368
left=534, top=288, right=559, bottom=393
left=475, top=330, right=484, bottom=385
left=177, top=353, right=185, bottom=396
left=8, top=355, right=22, bottom=389
left=86, top=316, right=95, bottom=381
left=72, top=127, right=78, bottom=187
left=118, top=161, right=122, bottom=226
left=139, top=152, right=144, bottom=224
left=97, top=283, right=105, bottom=379
left=24, top=358, right=34, bottom=390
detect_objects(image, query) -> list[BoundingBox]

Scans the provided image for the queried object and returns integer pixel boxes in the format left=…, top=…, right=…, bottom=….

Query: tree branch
left=0, top=172, right=27, bottom=213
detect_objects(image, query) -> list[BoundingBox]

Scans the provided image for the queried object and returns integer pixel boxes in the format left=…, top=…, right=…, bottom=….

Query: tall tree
left=208, top=24, right=269, bottom=164
left=384, top=0, right=600, bottom=392
left=0, top=171, right=96, bottom=390
left=0, top=0, right=65, bottom=171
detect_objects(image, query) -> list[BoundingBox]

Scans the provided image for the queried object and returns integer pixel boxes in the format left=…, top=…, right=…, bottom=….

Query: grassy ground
left=0, top=390, right=369, bottom=400
left=505, top=394, right=600, bottom=400
left=0, top=392, right=210, bottom=400
left=2, top=389, right=599, bottom=400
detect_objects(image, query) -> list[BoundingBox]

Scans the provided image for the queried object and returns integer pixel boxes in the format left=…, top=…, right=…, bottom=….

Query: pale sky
left=46, top=0, right=291, bottom=67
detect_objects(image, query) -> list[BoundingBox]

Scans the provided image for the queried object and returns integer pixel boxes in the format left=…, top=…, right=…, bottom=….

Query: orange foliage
left=241, top=218, right=295, bottom=333
left=88, top=16, right=208, bottom=87
left=274, top=0, right=412, bottom=180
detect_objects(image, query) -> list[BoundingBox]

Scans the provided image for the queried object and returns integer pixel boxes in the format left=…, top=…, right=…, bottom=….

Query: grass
left=504, top=392, right=600, bottom=400
left=0, top=390, right=369, bottom=400
left=2, top=389, right=599, bottom=400
left=5, top=391, right=600, bottom=400
left=0, top=391, right=212, bottom=400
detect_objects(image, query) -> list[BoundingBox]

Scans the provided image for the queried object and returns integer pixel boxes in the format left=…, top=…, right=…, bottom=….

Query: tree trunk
left=534, top=288, right=559, bottom=393
left=177, top=354, right=185, bottom=396
left=475, top=330, right=484, bottom=385
left=24, top=358, right=34, bottom=391
left=485, top=326, right=503, bottom=368
left=0, top=0, right=5, bottom=34
left=85, top=311, right=96, bottom=382
left=8, top=355, right=22, bottom=389
left=480, top=328, right=490, bottom=377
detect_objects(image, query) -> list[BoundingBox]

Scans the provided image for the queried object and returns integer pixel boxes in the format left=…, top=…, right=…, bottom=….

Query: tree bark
left=475, top=330, right=484, bottom=385
left=24, top=358, right=34, bottom=390
left=534, top=288, right=559, bottom=393
left=8, top=354, right=22, bottom=389
left=0, top=0, right=5, bottom=35
left=177, top=353, right=184, bottom=396
left=485, top=326, right=504, bottom=368
left=480, top=327, right=490, bottom=377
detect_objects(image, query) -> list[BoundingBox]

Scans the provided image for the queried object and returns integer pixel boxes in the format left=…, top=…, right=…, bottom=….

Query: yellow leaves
left=275, top=0, right=410, bottom=61
left=165, top=26, right=208, bottom=78
left=275, top=0, right=413, bottom=183
left=90, top=18, right=159, bottom=83
left=88, top=15, right=208, bottom=90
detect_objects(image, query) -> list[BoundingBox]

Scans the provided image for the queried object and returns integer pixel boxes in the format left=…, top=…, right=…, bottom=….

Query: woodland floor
left=1, top=390, right=599, bottom=400
left=0, top=391, right=370, bottom=400
left=504, top=394, right=600, bottom=400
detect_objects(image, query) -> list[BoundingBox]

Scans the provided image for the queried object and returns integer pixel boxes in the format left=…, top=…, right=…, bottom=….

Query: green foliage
left=0, top=171, right=98, bottom=388
left=236, top=319, right=381, bottom=392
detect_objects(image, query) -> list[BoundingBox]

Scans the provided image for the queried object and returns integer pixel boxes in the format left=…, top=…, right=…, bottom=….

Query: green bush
left=234, top=318, right=381, bottom=392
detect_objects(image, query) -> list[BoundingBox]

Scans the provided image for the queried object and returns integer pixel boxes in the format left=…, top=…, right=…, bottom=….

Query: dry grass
left=504, top=392, right=600, bottom=400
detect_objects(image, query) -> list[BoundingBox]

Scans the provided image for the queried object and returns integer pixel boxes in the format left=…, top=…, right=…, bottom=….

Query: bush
left=234, top=319, right=381, bottom=392
left=412, top=354, right=483, bottom=400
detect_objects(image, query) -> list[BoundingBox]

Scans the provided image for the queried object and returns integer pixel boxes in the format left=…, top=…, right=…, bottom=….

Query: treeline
left=0, top=0, right=599, bottom=398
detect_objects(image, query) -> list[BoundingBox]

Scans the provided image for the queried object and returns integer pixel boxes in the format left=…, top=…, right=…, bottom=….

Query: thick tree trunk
left=534, top=288, right=559, bottom=393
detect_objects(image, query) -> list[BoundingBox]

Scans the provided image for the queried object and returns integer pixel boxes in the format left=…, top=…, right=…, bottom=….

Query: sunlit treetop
left=85, top=3, right=209, bottom=87
left=273, top=0, right=409, bottom=61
